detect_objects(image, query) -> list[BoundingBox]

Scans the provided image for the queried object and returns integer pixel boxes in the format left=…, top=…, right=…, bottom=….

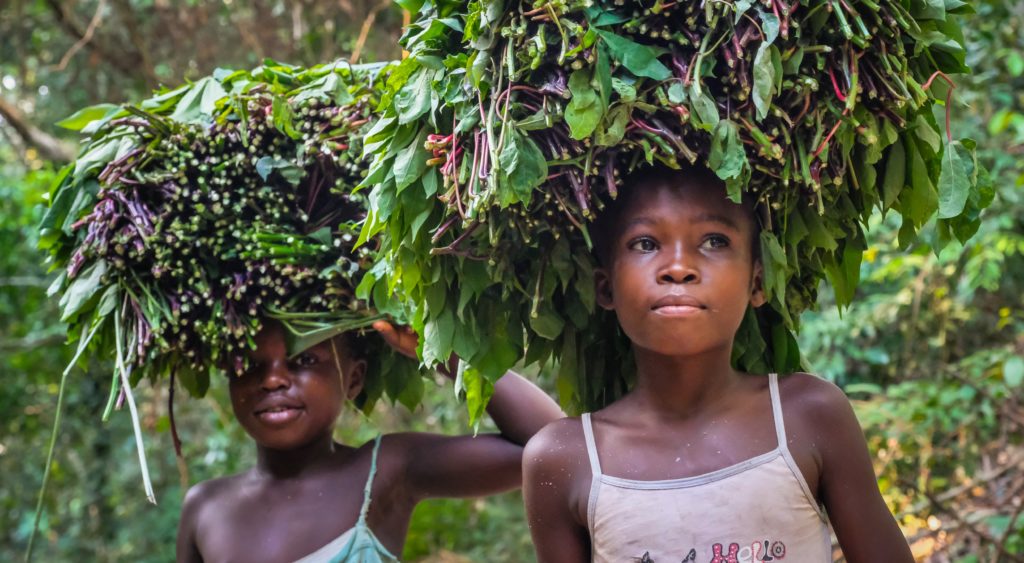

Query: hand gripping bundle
left=40, top=61, right=424, bottom=502
left=359, top=0, right=991, bottom=414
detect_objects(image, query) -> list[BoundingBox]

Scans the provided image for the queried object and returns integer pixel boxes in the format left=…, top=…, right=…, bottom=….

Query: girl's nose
left=658, top=246, right=700, bottom=284
left=260, top=362, right=293, bottom=391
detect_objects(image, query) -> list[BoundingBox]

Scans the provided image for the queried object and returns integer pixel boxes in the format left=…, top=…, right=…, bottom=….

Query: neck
left=630, top=342, right=741, bottom=417
left=255, top=432, right=337, bottom=480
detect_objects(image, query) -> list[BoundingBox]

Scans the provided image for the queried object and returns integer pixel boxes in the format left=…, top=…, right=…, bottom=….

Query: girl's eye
left=292, top=353, right=319, bottom=368
left=628, top=237, right=658, bottom=252
left=701, top=234, right=730, bottom=249
left=240, top=361, right=263, bottom=377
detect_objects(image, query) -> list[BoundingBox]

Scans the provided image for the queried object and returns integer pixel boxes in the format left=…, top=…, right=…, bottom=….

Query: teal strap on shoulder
left=359, top=435, right=383, bottom=523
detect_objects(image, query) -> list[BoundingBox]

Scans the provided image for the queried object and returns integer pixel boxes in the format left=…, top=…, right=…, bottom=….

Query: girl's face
left=595, top=176, right=764, bottom=358
left=228, top=323, right=366, bottom=451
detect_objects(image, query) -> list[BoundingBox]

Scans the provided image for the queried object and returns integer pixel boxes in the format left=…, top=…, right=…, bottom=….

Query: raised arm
left=484, top=370, right=565, bottom=445
left=797, top=377, right=913, bottom=563
left=372, top=321, right=563, bottom=500
left=372, top=320, right=562, bottom=439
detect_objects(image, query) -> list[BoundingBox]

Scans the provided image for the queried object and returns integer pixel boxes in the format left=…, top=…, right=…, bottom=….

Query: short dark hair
left=591, top=162, right=761, bottom=267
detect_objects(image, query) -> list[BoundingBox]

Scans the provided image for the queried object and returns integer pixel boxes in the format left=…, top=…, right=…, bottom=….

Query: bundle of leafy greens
left=359, top=0, right=991, bottom=417
left=39, top=61, right=424, bottom=504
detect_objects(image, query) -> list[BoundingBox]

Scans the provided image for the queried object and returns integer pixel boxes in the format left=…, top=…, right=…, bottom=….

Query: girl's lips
left=255, top=406, right=304, bottom=424
left=652, top=304, right=704, bottom=317
left=650, top=294, right=706, bottom=317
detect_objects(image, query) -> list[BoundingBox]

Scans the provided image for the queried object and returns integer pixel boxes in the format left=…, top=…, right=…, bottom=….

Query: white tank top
left=582, top=373, right=832, bottom=562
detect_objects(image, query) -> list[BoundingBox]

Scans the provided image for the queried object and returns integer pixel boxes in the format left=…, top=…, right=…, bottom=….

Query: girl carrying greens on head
left=350, top=0, right=981, bottom=560
left=42, top=61, right=562, bottom=563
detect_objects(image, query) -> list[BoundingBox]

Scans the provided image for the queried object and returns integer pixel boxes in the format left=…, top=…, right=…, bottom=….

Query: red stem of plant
left=829, top=67, right=848, bottom=102
left=814, top=108, right=851, bottom=159
left=921, top=71, right=956, bottom=143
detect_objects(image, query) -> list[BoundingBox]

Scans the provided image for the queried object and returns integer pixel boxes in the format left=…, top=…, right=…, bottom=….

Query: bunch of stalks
left=44, top=62, right=396, bottom=398
left=361, top=0, right=989, bottom=413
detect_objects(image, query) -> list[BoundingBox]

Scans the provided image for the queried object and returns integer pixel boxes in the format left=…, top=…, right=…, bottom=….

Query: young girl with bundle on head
left=177, top=320, right=562, bottom=563
left=523, top=164, right=913, bottom=562
left=42, top=61, right=562, bottom=563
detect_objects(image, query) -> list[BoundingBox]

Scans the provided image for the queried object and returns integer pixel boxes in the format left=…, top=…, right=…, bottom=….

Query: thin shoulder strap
left=767, top=373, right=788, bottom=453
left=768, top=373, right=828, bottom=521
left=581, top=413, right=603, bottom=477
left=358, top=435, right=383, bottom=523
left=581, top=413, right=604, bottom=536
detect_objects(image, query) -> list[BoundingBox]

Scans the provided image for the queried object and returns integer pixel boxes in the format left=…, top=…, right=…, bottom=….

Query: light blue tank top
left=293, top=435, right=400, bottom=563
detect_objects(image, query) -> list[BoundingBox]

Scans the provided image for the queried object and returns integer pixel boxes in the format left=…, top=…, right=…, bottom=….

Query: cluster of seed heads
left=68, top=93, right=376, bottom=375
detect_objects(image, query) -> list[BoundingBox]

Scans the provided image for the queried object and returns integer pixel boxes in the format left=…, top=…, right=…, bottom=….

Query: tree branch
left=349, top=0, right=392, bottom=64
left=0, top=332, right=65, bottom=352
left=53, top=0, right=107, bottom=72
left=43, top=0, right=148, bottom=83
left=0, top=96, right=76, bottom=162
left=0, top=276, right=53, bottom=288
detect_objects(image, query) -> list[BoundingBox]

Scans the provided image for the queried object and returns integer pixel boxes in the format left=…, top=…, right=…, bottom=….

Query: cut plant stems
left=37, top=61, right=427, bottom=529
left=362, top=0, right=988, bottom=416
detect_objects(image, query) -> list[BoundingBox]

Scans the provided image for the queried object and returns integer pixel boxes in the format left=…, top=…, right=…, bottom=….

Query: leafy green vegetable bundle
left=359, top=0, right=991, bottom=414
left=39, top=61, right=429, bottom=503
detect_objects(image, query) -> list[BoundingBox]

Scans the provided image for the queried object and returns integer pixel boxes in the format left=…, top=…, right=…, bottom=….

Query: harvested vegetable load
left=360, top=0, right=991, bottom=414
left=40, top=61, right=425, bottom=501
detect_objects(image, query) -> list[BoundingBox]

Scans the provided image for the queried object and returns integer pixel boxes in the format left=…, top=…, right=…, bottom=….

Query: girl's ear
left=595, top=267, right=615, bottom=310
left=345, top=358, right=367, bottom=401
left=750, top=260, right=766, bottom=307
left=329, top=338, right=367, bottom=401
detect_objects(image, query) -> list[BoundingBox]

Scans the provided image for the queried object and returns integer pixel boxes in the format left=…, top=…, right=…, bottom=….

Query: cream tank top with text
left=583, top=373, right=831, bottom=563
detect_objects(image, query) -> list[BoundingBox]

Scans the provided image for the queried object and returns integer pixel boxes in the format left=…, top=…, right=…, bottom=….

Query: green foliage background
left=0, top=0, right=1021, bottom=561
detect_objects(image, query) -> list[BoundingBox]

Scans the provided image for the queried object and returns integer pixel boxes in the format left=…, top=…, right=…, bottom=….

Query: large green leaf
left=751, top=13, right=781, bottom=121
left=394, top=68, right=434, bottom=124
left=565, top=69, right=603, bottom=139
left=59, top=260, right=108, bottom=322
left=169, top=76, right=228, bottom=123
left=594, top=30, right=671, bottom=80
left=56, top=104, right=122, bottom=131
left=499, top=129, right=548, bottom=203
left=708, top=120, right=750, bottom=203
left=937, top=138, right=975, bottom=219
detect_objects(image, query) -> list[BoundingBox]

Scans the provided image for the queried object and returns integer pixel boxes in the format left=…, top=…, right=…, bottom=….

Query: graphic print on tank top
left=632, top=540, right=788, bottom=562
left=583, top=374, right=832, bottom=563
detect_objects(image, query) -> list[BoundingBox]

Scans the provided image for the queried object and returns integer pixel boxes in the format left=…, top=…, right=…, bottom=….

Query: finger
left=374, top=321, right=418, bottom=359
left=372, top=321, right=401, bottom=348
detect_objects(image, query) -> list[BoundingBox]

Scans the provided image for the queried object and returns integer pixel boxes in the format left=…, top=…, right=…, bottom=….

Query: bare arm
left=372, top=321, right=563, bottom=500
left=523, top=419, right=591, bottom=563
left=396, top=371, right=564, bottom=499
left=798, top=378, right=913, bottom=563
left=373, top=320, right=563, bottom=444
left=484, top=370, right=565, bottom=445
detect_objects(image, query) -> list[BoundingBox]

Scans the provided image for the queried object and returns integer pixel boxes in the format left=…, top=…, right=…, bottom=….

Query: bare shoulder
left=523, top=416, right=591, bottom=526
left=177, top=471, right=251, bottom=561
left=524, top=416, right=588, bottom=469
left=775, top=373, right=865, bottom=488
left=777, top=371, right=855, bottom=423
left=181, top=472, right=248, bottom=518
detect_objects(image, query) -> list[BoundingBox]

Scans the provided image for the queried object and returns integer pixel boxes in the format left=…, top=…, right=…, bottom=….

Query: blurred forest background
left=0, top=0, right=1021, bottom=561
